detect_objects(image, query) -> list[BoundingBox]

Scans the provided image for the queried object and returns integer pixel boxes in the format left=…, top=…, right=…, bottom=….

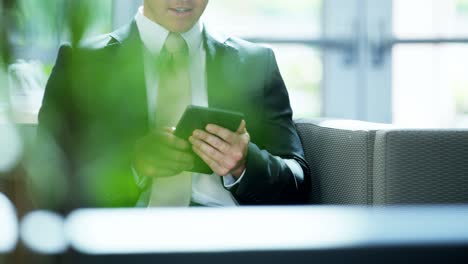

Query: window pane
left=204, top=1, right=323, bottom=118
left=394, top=0, right=468, bottom=38
left=393, top=45, right=468, bottom=128
left=8, top=0, right=113, bottom=123
left=394, top=0, right=468, bottom=128
left=203, top=0, right=322, bottom=39
left=13, top=0, right=113, bottom=51
left=268, top=45, right=322, bottom=119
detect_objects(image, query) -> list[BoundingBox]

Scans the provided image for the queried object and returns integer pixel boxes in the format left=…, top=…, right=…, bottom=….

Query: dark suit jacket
left=38, top=21, right=310, bottom=209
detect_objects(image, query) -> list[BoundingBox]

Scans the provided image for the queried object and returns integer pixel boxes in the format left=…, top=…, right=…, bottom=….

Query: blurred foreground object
left=0, top=69, right=23, bottom=174
left=0, top=121, right=22, bottom=173
left=8, top=60, right=47, bottom=124
left=0, top=193, right=18, bottom=253
left=20, top=211, right=66, bottom=254
left=0, top=0, right=23, bottom=190
left=65, top=206, right=468, bottom=255
left=13, top=206, right=468, bottom=263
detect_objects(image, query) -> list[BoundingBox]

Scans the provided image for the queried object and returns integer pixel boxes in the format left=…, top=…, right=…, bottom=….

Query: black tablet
left=175, top=105, right=245, bottom=174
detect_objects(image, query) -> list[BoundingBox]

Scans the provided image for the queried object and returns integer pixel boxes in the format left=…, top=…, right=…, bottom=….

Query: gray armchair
left=295, top=119, right=468, bottom=205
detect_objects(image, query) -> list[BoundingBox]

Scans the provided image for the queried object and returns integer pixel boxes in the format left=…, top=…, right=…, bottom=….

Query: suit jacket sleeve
left=229, top=48, right=310, bottom=205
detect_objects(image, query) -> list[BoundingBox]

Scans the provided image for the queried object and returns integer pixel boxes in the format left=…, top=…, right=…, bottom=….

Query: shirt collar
left=135, top=6, right=203, bottom=56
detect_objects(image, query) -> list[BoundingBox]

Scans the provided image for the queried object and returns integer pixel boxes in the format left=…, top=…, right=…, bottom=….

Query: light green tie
left=155, top=32, right=191, bottom=128
left=149, top=33, right=193, bottom=207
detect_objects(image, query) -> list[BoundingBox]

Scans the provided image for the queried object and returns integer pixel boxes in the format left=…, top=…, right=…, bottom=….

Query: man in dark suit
left=38, top=0, right=310, bottom=209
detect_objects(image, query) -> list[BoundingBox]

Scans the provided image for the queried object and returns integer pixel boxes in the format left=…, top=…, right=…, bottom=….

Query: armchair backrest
left=373, top=129, right=468, bottom=205
left=295, top=119, right=391, bottom=205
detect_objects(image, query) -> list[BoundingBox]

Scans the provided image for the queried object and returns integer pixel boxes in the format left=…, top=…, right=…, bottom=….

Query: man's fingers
left=152, top=130, right=190, bottom=150
left=134, top=157, right=178, bottom=177
left=190, top=136, right=224, bottom=162
left=137, top=154, right=193, bottom=175
left=236, top=120, right=247, bottom=134
left=190, top=136, right=236, bottom=170
left=137, top=144, right=194, bottom=168
left=156, top=169, right=180, bottom=177
left=164, top=127, right=176, bottom=134
left=192, top=129, right=231, bottom=153
left=205, top=124, right=236, bottom=143
left=192, top=145, right=229, bottom=176
left=162, top=148, right=195, bottom=166
left=167, top=135, right=190, bottom=150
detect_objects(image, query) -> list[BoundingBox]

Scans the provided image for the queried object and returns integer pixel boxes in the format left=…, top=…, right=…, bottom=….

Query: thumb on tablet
left=236, top=120, right=247, bottom=134
left=164, top=127, right=176, bottom=134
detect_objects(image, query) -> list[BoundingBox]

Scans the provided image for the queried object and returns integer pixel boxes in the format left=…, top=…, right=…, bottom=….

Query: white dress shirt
left=134, top=7, right=304, bottom=207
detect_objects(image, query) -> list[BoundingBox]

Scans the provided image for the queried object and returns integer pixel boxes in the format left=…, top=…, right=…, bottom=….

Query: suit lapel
left=108, top=21, right=149, bottom=134
left=204, top=27, right=241, bottom=110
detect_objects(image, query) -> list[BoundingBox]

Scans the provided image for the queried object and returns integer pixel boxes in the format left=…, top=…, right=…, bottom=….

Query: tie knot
left=164, top=33, right=188, bottom=55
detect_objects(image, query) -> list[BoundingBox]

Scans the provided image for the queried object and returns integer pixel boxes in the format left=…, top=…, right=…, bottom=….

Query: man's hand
left=133, top=127, right=195, bottom=178
left=189, top=120, right=250, bottom=178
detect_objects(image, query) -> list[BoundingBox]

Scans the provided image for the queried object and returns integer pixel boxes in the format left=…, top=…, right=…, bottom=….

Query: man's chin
left=168, top=22, right=197, bottom=33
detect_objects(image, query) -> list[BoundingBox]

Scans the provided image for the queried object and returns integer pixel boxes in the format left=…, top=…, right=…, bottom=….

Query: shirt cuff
left=132, top=166, right=151, bottom=190
left=222, top=169, right=247, bottom=189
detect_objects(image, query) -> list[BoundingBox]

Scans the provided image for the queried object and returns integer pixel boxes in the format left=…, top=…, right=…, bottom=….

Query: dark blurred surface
left=68, top=246, right=468, bottom=264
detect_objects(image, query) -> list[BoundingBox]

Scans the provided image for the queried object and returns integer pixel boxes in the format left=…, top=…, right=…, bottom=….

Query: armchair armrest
left=294, top=118, right=391, bottom=205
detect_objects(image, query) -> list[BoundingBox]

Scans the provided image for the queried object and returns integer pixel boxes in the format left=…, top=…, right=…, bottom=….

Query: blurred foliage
left=457, top=0, right=468, bottom=14
left=1, top=0, right=13, bottom=104
left=0, top=0, right=13, bottom=63
left=1, top=0, right=116, bottom=210
left=12, top=0, right=112, bottom=48
left=12, top=0, right=65, bottom=47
